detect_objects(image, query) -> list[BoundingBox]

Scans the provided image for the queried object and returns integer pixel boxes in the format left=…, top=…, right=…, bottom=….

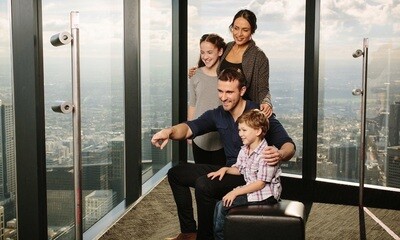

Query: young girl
left=188, top=34, right=226, bottom=166
left=207, top=109, right=282, bottom=240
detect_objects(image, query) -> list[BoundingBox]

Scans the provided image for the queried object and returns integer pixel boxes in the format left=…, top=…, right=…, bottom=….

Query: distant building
left=317, top=160, right=338, bottom=179
left=47, top=190, right=75, bottom=226
left=388, top=102, right=400, bottom=147
left=0, top=103, right=16, bottom=199
left=387, top=146, right=400, bottom=188
left=0, top=206, right=4, bottom=240
left=0, top=102, right=16, bottom=225
left=5, top=217, right=17, bottom=240
left=109, top=136, right=124, bottom=203
left=328, top=144, right=359, bottom=182
left=84, top=190, right=114, bottom=229
left=281, top=156, right=302, bottom=174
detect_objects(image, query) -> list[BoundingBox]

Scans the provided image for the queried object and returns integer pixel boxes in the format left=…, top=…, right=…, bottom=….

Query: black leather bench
left=224, top=200, right=305, bottom=240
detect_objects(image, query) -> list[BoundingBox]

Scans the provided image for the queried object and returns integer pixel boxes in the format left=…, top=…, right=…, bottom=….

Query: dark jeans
left=167, top=163, right=245, bottom=240
left=213, top=196, right=278, bottom=240
left=192, top=141, right=226, bottom=166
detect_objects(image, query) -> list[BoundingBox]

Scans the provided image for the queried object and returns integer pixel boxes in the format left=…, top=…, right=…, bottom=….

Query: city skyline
left=2, top=1, right=399, bottom=186
left=1, top=1, right=400, bottom=239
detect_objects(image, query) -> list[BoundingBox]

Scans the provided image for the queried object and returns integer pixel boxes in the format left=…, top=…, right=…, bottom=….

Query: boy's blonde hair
left=237, top=109, right=269, bottom=137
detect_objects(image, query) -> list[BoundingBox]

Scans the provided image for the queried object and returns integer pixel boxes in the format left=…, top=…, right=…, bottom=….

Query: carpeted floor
left=99, top=177, right=400, bottom=240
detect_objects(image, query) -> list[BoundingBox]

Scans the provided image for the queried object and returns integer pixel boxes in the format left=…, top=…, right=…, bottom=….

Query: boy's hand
left=222, top=190, right=238, bottom=207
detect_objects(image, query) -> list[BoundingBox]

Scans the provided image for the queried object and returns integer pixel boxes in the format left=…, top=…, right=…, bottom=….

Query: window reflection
left=187, top=1, right=305, bottom=174
left=0, top=0, right=17, bottom=239
left=140, top=0, right=173, bottom=183
left=319, top=1, right=400, bottom=188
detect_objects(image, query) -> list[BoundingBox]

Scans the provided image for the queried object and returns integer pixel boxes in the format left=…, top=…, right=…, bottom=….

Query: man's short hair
left=218, top=67, right=247, bottom=89
left=237, top=109, right=269, bottom=137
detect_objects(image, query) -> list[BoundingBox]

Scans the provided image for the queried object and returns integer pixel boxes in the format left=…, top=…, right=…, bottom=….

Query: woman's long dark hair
left=229, top=9, right=257, bottom=34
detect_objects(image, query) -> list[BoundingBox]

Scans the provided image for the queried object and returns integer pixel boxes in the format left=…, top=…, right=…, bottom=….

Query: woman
left=218, top=9, right=273, bottom=117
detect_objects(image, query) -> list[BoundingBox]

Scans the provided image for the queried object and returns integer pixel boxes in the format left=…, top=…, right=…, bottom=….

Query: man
left=151, top=68, right=295, bottom=240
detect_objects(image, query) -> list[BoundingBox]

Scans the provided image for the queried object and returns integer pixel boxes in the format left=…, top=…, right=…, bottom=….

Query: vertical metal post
left=352, top=38, right=368, bottom=240
left=359, top=38, right=368, bottom=240
left=359, top=38, right=368, bottom=210
left=71, top=11, right=83, bottom=240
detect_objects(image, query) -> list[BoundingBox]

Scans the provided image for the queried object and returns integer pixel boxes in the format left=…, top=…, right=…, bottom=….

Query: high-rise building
left=82, top=145, right=110, bottom=190
left=0, top=206, right=4, bottom=240
left=0, top=102, right=16, bottom=200
left=47, top=190, right=75, bottom=226
left=388, top=102, right=400, bottom=147
left=387, top=146, right=400, bottom=188
left=328, top=144, right=359, bottom=182
left=84, top=190, right=114, bottom=229
left=109, top=136, right=124, bottom=203
left=317, top=160, right=338, bottom=179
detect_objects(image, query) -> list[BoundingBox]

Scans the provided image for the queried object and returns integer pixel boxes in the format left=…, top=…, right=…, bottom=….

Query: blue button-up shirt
left=186, top=100, right=294, bottom=166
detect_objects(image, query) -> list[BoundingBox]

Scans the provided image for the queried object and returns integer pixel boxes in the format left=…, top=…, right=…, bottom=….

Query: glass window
left=42, top=1, right=124, bottom=238
left=318, top=1, right=400, bottom=189
left=0, top=0, right=17, bottom=239
left=140, top=0, right=173, bottom=183
left=187, top=1, right=305, bottom=174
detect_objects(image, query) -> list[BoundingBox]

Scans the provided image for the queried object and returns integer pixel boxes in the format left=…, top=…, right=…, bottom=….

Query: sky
left=187, top=1, right=305, bottom=66
left=0, top=0, right=10, bottom=62
left=1, top=0, right=399, bottom=77
left=188, top=0, right=400, bottom=65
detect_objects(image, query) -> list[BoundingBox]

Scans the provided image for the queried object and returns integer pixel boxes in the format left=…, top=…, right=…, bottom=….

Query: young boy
left=207, top=109, right=282, bottom=240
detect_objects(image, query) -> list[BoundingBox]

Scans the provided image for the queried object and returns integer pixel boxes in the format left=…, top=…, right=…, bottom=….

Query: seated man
left=151, top=68, right=295, bottom=240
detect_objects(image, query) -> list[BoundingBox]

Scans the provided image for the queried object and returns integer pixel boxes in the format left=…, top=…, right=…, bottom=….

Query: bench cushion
left=224, top=200, right=305, bottom=240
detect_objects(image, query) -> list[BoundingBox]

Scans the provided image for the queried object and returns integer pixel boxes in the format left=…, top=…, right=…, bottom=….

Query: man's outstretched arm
left=151, top=123, right=193, bottom=149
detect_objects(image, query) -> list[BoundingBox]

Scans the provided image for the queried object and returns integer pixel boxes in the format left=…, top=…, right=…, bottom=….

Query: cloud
left=394, top=23, right=400, bottom=33
left=250, top=0, right=285, bottom=17
left=141, top=3, right=172, bottom=29
left=42, top=1, right=125, bottom=59
left=0, top=18, right=9, bottom=44
left=347, top=3, right=389, bottom=26
left=188, top=5, right=198, bottom=18
left=0, top=3, right=11, bottom=56
left=246, top=0, right=305, bottom=21
left=187, top=1, right=306, bottom=63
left=142, top=29, right=172, bottom=50
left=324, top=0, right=393, bottom=30
left=392, top=3, right=400, bottom=19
